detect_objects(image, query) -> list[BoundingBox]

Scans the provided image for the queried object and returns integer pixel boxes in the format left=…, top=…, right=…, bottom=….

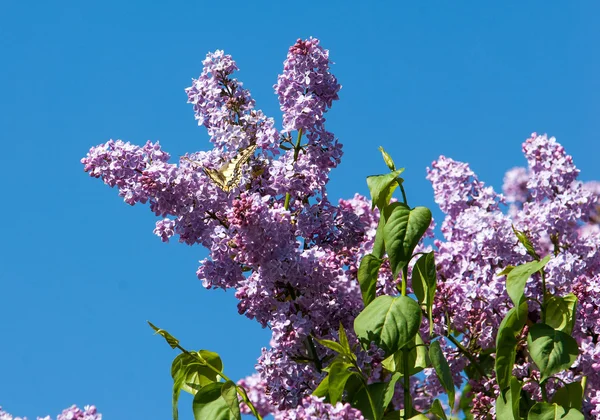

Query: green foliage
left=354, top=295, right=422, bottom=355
left=496, top=377, right=522, bottom=420
left=504, top=256, right=551, bottom=307
left=382, top=334, right=428, bottom=375
left=551, top=379, right=585, bottom=411
left=367, top=170, right=405, bottom=211
left=527, top=323, right=579, bottom=382
left=512, top=225, right=540, bottom=260
left=495, top=302, right=528, bottom=390
left=428, top=340, right=455, bottom=410
left=383, top=203, right=432, bottom=279
left=148, top=321, right=180, bottom=349
left=527, top=402, right=584, bottom=420
left=351, top=382, right=387, bottom=420
left=373, top=216, right=386, bottom=259
left=192, top=381, right=241, bottom=420
left=545, top=294, right=578, bottom=335
left=379, top=146, right=396, bottom=171
left=411, top=251, right=436, bottom=335
left=358, top=254, right=383, bottom=306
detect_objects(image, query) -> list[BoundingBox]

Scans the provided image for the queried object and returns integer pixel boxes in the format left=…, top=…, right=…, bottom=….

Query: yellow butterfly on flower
left=183, top=144, right=257, bottom=192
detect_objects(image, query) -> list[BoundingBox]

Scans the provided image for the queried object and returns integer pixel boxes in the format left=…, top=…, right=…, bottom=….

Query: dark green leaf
left=351, top=382, right=387, bottom=420
left=429, top=399, right=448, bottom=420
left=382, top=410, right=401, bottom=420
left=382, top=333, right=428, bottom=375
left=429, top=340, right=455, bottom=410
left=527, top=323, right=579, bottom=382
left=383, top=203, right=432, bottom=279
left=496, top=377, right=522, bottom=420
left=366, top=170, right=405, bottom=210
left=358, top=254, right=383, bottom=307
left=504, top=256, right=551, bottom=306
left=373, top=216, right=386, bottom=259
left=513, top=225, right=540, bottom=260
left=545, top=294, right=578, bottom=335
left=148, top=321, right=180, bottom=349
left=193, top=382, right=241, bottom=420
left=495, top=302, right=528, bottom=389
left=411, top=251, right=436, bottom=335
left=354, top=295, right=422, bottom=355
left=379, top=146, right=396, bottom=171
left=527, top=402, right=584, bottom=420
left=551, top=380, right=584, bottom=411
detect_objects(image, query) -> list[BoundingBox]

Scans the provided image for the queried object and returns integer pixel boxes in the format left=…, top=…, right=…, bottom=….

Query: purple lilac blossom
left=0, top=406, right=100, bottom=420
left=273, top=396, right=364, bottom=420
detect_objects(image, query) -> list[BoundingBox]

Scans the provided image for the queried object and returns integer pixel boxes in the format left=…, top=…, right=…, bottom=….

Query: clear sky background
left=1, top=1, right=599, bottom=419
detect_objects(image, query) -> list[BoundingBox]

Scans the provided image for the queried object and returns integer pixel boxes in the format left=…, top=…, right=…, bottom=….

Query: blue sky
left=1, top=1, right=599, bottom=419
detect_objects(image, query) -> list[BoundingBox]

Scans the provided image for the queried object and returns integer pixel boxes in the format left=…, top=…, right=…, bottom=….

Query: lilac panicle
left=274, top=396, right=364, bottom=420
left=0, top=406, right=100, bottom=420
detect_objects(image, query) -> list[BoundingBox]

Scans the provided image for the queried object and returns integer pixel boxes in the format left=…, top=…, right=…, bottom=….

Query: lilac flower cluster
left=426, top=133, right=600, bottom=418
left=81, top=36, right=600, bottom=419
left=0, top=406, right=100, bottom=420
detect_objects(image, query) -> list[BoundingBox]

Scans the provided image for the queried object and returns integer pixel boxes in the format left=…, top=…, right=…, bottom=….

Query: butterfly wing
left=204, top=144, right=257, bottom=192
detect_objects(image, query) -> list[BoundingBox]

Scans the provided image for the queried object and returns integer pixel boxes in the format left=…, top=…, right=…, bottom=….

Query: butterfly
left=185, top=144, right=257, bottom=192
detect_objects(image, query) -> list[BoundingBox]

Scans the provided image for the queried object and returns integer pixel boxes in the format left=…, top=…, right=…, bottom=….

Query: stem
left=399, top=182, right=408, bottom=206
left=403, top=347, right=412, bottom=420
left=540, top=269, right=547, bottom=323
left=402, top=265, right=408, bottom=296
left=306, top=335, right=323, bottom=373
left=445, top=335, right=487, bottom=378
left=540, top=380, right=548, bottom=402
left=283, top=128, right=304, bottom=211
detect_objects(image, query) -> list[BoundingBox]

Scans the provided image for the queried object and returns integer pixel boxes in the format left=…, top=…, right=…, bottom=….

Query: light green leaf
left=171, top=351, right=222, bottom=395
left=193, top=382, right=241, bottom=420
left=338, top=322, right=352, bottom=355
left=527, top=402, right=584, bottom=420
left=383, top=372, right=402, bottom=409
left=367, top=170, right=405, bottom=210
left=358, top=254, right=383, bottom=307
left=496, top=377, right=522, bottom=420
left=315, top=338, right=346, bottom=355
left=383, top=203, right=432, bottom=279
left=495, top=302, right=528, bottom=389
left=411, top=251, right=437, bottom=335
left=220, top=381, right=240, bottom=419
left=429, top=340, right=455, bottom=410
left=512, top=225, right=540, bottom=260
left=373, top=215, right=386, bottom=259
left=327, top=361, right=355, bottom=404
left=545, top=294, right=578, bottom=335
left=527, top=323, right=579, bottom=382
left=382, top=333, right=428, bottom=375
left=312, top=374, right=329, bottom=398
left=504, top=256, right=551, bottom=306
left=354, top=295, right=422, bottom=355
left=148, top=321, right=180, bottom=349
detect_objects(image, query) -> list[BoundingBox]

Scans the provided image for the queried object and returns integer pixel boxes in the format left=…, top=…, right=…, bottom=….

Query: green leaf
left=354, top=295, right=422, bottom=355
left=498, top=265, right=516, bottom=276
left=312, top=374, right=329, bottom=398
left=352, top=382, right=387, bottom=420
left=220, top=381, right=240, bottom=419
left=496, top=377, right=522, bottom=420
left=171, top=351, right=223, bottom=395
left=527, top=323, right=579, bottom=382
left=373, top=215, right=386, bottom=259
left=527, top=402, right=584, bottom=420
left=411, top=251, right=437, bottom=335
left=358, top=254, right=383, bottom=307
left=504, top=256, right=551, bottom=306
left=148, top=321, right=180, bottom=349
left=383, top=203, right=432, bottom=279
left=429, top=399, right=448, bottom=420
left=545, top=294, right=578, bottom=335
left=367, top=170, right=405, bottom=210
left=382, top=410, right=402, bottom=420
left=513, top=225, right=540, bottom=260
left=193, top=382, right=241, bottom=420
left=429, top=340, right=455, bottom=410
left=495, top=301, right=528, bottom=389
left=383, top=372, right=402, bottom=409
left=382, top=333, right=428, bottom=375
left=379, top=146, right=396, bottom=171
left=316, top=338, right=347, bottom=355
left=171, top=364, right=187, bottom=420
left=338, top=323, right=352, bottom=355
left=551, top=380, right=584, bottom=411
left=408, top=415, right=428, bottom=420
left=327, top=361, right=355, bottom=404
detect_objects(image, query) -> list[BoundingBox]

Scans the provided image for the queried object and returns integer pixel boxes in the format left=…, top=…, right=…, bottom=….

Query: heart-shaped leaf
left=527, top=323, right=579, bottom=382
